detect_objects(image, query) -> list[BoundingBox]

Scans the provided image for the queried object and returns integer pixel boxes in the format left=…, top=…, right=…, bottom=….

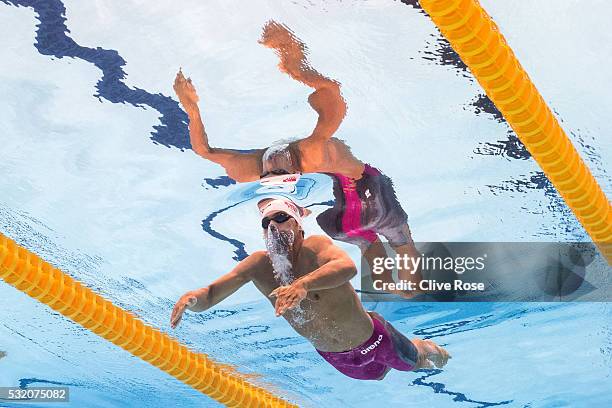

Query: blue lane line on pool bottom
left=2, top=0, right=190, bottom=150
left=201, top=198, right=251, bottom=262
left=412, top=370, right=513, bottom=407
left=17, top=378, right=77, bottom=390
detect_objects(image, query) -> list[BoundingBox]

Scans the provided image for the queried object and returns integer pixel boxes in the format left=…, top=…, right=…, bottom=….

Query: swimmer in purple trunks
left=171, top=197, right=450, bottom=380
left=173, top=21, right=422, bottom=296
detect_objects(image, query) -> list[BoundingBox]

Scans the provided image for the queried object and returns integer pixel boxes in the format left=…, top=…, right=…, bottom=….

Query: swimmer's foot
left=413, top=339, right=451, bottom=369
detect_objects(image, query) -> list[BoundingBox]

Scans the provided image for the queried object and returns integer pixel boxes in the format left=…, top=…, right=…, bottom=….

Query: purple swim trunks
left=316, top=314, right=419, bottom=380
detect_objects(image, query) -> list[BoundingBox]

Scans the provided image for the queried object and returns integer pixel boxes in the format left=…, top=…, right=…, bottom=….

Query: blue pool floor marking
left=2, top=0, right=190, bottom=150
left=16, top=378, right=77, bottom=390
left=202, top=176, right=236, bottom=190
left=201, top=198, right=250, bottom=261
left=412, top=370, right=513, bottom=407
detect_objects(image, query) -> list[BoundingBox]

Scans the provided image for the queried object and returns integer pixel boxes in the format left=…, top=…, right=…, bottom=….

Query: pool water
left=1, top=0, right=611, bottom=407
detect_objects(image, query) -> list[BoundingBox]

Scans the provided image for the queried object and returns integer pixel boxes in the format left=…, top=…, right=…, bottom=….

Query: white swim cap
left=257, top=197, right=309, bottom=228
left=259, top=172, right=301, bottom=187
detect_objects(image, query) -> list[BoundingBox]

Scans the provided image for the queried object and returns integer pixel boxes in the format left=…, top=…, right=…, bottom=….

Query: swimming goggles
left=260, top=169, right=291, bottom=178
left=261, top=212, right=292, bottom=229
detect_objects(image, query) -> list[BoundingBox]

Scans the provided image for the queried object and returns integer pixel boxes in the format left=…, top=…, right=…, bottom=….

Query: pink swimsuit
left=333, top=164, right=380, bottom=244
left=316, top=314, right=418, bottom=380
left=316, top=163, right=412, bottom=248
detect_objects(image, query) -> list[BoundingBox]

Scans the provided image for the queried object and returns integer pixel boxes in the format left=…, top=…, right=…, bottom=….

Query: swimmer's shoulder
left=240, top=250, right=273, bottom=280
left=303, top=235, right=335, bottom=251
left=304, top=235, right=354, bottom=264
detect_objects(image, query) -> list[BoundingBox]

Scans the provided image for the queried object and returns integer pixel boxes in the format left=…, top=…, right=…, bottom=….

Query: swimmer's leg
left=368, top=312, right=450, bottom=370
left=387, top=225, right=424, bottom=295
left=362, top=238, right=424, bottom=299
left=376, top=366, right=392, bottom=380
left=368, top=312, right=419, bottom=368
left=361, top=238, right=405, bottom=297
left=361, top=238, right=388, bottom=273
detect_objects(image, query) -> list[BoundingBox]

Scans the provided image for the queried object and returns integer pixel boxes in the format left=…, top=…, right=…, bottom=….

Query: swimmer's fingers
left=273, top=293, right=291, bottom=316
left=173, top=77, right=184, bottom=97
left=259, top=21, right=296, bottom=50
left=173, top=71, right=199, bottom=105
left=271, top=290, right=284, bottom=315
left=171, top=313, right=183, bottom=329
left=276, top=293, right=302, bottom=316
left=283, top=295, right=301, bottom=313
left=185, top=77, right=196, bottom=91
left=170, top=301, right=186, bottom=329
left=274, top=301, right=283, bottom=316
left=274, top=294, right=290, bottom=316
left=271, top=284, right=306, bottom=316
left=414, top=351, right=434, bottom=370
left=269, top=285, right=290, bottom=298
left=173, top=70, right=186, bottom=89
left=437, top=345, right=451, bottom=367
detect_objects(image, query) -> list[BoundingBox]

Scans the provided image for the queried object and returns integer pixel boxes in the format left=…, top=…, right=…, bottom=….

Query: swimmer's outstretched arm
left=170, top=252, right=265, bottom=329
left=259, top=21, right=347, bottom=142
left=269, top=236, right=357, bottom=316
left=173, top=70, right=264, bottom=182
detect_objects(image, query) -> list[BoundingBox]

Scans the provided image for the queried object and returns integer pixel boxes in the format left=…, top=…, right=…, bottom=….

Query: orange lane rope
left=0, top=233, right=297, bottom=407
left=420, top=0, right=612, bottom=262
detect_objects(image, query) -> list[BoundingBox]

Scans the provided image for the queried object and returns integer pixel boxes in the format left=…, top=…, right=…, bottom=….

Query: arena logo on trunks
left=361, top=334, right=384, bottom=355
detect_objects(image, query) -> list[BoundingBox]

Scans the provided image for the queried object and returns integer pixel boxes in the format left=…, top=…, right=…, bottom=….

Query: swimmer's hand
left=258, top=20, right=306, bottom=67
left=173, top=70, right=199, bottom=109
left=269, top=282, right=307, bottom=317
left=259, top=21, right=297, bottom=49
left=170, top=292, right=198, bottom=329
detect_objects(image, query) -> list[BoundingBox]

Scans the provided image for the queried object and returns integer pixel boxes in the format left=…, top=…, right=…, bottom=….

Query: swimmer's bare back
left=173, top=20, right=365, bottom=181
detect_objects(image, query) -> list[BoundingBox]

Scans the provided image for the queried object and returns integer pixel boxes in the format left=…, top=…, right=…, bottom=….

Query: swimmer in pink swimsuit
left=172, top=198, right=450, bottom=381
left=318, top=164, right=412, bottom=249
left=174, top=21, right=423, bottom=296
